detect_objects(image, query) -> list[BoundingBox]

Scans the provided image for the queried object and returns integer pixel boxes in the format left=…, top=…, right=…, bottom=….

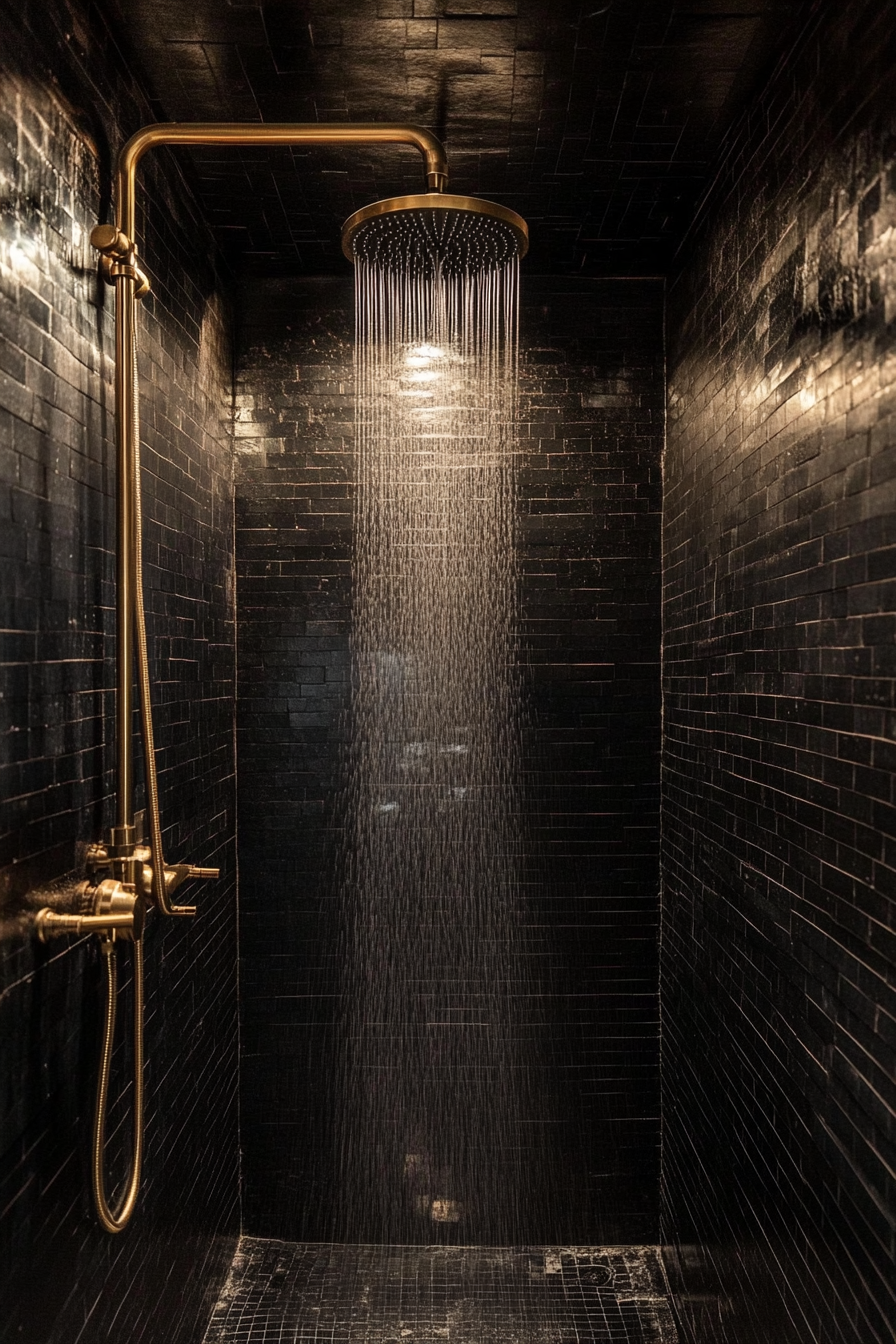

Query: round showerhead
left=342, top=192, right=528, bottom=273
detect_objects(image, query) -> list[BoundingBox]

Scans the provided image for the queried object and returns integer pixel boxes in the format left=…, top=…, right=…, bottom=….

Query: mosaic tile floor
left=203, top=1240, right=678, bottom=1344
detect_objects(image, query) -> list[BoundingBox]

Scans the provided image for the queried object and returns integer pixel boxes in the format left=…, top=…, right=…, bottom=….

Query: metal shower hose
left=93, top=303, right=163, bottom=1232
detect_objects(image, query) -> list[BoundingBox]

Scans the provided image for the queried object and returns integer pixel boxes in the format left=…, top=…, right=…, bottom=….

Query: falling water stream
left=333, top=210, right=536, bottom=1244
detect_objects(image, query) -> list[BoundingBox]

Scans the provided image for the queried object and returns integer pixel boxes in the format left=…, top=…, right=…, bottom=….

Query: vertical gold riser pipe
left=113, top=271, right=137, bottom=861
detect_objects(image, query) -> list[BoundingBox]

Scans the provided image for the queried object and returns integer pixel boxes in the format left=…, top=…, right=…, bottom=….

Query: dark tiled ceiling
left=110, top=0, right=804, bottom=274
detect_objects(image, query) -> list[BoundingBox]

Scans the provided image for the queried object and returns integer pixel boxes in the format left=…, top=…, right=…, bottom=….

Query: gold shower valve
left=35, top=879, right=146, bottom=943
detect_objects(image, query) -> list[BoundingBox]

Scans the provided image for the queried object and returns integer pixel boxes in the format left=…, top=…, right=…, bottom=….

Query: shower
left=9, top=3, right=889, bottom=1337
left=338, top=189, right=531, bottom=1242
left=32, top=119, right=527, bottom=1235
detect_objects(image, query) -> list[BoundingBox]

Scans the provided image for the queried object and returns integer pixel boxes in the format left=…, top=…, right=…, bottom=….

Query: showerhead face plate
left=342, top=193, right=528, bottom=273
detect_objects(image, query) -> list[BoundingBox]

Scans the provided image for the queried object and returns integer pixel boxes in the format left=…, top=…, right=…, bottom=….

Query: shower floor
left=203, top=1240, right=678, bottom=1343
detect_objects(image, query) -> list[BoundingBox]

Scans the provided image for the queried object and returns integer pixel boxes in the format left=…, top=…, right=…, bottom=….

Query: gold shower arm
left=115, top=121, right=449, bottom=241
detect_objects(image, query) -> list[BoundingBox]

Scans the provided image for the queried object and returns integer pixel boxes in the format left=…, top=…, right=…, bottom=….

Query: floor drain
left=575, top=1265, right=613, bottom=1287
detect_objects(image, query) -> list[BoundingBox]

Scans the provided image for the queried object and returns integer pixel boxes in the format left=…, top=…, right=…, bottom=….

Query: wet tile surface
left=662, top=3, right=896, bottom=1341
left=203, top=1240, right=678, bottom=1343
left=236, top=278, right=664, bottom=1249
left=0, top=1, right=240, bottom=1340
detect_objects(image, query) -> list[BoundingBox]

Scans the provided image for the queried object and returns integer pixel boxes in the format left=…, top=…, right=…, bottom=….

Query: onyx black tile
left=0, top=0, right=239, bottom=1339
left=234, top=274, right=663, bottom=1245
left=104, top=0, right=802, bottom=278
left=5, top=0, right=895, bottom=1340
left=203, top=1239, right=678, bottom=1344
left=661, top=2, right=896, bottom=1341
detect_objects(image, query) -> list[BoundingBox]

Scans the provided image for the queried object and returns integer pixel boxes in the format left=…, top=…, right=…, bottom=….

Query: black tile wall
left=105, top=0, right=798, bottom=277
left=0, top=1, right=239, bottom=1341
left=234, top=277, right=354, bottom=1245
left=520, top=278, right=664, bottom=1241
left=234, top=273, right=663, bottom=1244
left=661, top=2, right=896, bottom=1341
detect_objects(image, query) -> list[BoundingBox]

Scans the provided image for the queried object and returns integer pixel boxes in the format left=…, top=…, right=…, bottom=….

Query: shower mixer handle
left=87, top=843, right=218, bottom=916
left=128, top=846, right=218, bottom=916
left=134, top=848, right=219, bottom=916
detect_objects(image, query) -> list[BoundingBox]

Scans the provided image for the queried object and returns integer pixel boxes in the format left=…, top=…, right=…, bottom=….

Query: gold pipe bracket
left=110, top=260, right=151, bottom=301
left=96, top=253, right=152, bottom=300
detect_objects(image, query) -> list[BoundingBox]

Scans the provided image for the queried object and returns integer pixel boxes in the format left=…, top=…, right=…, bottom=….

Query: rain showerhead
left=342, top=192, right=528, bottom=274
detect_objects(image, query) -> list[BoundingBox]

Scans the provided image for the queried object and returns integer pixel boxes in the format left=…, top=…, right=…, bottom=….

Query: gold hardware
left=34, top=908, right=135, bottom=939
left=76, top=113, right=527, bottom=1239
left=93, top=934, right=144, bottom=1232
left=96, top=247, right=152, bottom=300
left=341, top=191, right=529, bottom=263
left=95, top=118, right=450, bottom=934
left=90, top=223, right=131, bottom=256
left=80, top=843, right=220, bottom=917
left=34, top=879, right=146, bottom=942
left=34, top=877, right=147, bottom=1232
left=105, top=824, right=136, bottom=855
left=85, top=842, right=114, bottom=877
left=133, top=846, right=220, bottom=916
left=113, top=121, right=449, bottom=241
left=82, top=118, right=452, bottom=1234
left=108, top=258, right=151, bottom=300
